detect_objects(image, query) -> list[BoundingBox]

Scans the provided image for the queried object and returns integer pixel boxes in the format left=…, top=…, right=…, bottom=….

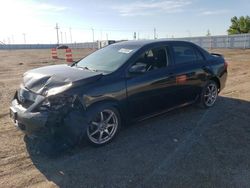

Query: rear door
left=169, top=42, right=207, bottom=104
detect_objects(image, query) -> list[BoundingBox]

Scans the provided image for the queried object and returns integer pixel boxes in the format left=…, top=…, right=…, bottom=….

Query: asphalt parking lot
left=0, top=49, right=250, bottom=187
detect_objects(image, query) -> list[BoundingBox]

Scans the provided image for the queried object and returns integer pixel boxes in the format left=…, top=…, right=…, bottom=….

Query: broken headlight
left=45, top=83, right=72, bottom=96
left=39, top=95, right=75, bottom=111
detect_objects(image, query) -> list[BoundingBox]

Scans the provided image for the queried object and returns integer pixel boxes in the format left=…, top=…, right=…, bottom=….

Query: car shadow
left=25, top=96, right=250, bottom=188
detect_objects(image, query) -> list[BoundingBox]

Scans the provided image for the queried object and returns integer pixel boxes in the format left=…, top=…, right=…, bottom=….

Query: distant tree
left=206, top=29, right=211, bottom=36
left=228, top=16, right=250, bottom=35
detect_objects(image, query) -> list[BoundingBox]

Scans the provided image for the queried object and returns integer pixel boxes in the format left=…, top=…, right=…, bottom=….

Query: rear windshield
left=76, top=45, right=138, bottom=73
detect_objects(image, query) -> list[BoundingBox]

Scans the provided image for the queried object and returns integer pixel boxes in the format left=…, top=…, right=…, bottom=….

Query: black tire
left=85, top=103, right=121, bottom=146
left=199, top=80, right=218, bottom=108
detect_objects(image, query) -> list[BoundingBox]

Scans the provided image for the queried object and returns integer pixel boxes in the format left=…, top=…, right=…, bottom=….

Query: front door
left=126, top=46, right=177, bottom=119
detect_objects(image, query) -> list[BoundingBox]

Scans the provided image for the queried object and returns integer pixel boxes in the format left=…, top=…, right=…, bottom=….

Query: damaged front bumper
left=10, top=88, right=87, bottom=140
left=10, top=98, right=50, bottom=135
left=10, top=85, right=50, bottom=135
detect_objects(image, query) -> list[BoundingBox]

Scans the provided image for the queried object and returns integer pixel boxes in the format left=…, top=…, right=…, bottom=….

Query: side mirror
left=129, top=63, right=146, bottom=74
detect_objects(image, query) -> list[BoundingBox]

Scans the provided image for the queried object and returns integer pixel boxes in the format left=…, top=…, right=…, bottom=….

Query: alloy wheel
left=87, top=109, right=118, bottom=145
left=204, top=83, right=218, bottom=107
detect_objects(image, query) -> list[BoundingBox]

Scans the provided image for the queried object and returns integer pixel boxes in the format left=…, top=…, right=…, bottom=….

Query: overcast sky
left=0, top=0, right=249, bottom=44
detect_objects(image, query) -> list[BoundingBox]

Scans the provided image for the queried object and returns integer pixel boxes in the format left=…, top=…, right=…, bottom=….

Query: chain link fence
left=0, top=42, right=98, bottom=50
left=177, top=33, right=250, bottom=49
left=1, top=33, right=250, bottom=49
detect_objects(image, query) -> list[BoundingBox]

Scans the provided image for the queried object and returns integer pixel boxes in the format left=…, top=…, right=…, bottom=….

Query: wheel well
left=210, top=77, right=221, bottom=91
left=86, top=100, right=122, bottom=118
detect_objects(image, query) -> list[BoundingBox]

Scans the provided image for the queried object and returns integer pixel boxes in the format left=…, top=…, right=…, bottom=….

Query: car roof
left=112, top=39, right=194, bottom=48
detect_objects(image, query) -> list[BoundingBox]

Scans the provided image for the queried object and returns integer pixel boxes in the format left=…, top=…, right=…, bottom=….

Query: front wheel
left=86, top=105, right=121, bottom=146
left=200, top=80, right=218, bottom=108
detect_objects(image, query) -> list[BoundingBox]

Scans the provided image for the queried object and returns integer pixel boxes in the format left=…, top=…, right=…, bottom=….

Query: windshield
left=76, top=45, right=138, bottom=73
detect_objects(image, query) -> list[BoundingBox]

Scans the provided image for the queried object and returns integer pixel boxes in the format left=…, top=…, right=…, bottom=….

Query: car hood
left=23, top=64, right=103, bottom=95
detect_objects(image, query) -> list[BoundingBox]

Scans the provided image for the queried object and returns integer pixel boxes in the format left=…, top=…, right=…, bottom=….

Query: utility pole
left=206, top=29, right=211, bottom=37
left=100, top=30, right=103, bottom=41
left=23, top=33, right=26, bottom=44
left=186, top=30, right=191, bottom=37
left=60, top=31, right=63, bottom=44
left=8, top=37, right=11, bottom=50
left=106, top=33, right=109, bottom=41
left=91, top=28, right=95, bottom=49
left=55, top=23, right=60, bottom=45
left=69, top=27, right=72, bottom=44
left=91, top=28, right=95, bottom=42
left=133, top=32, right=136, bottom=40
left=64, top=32, right=67, bottom=44
left=154, top=28, right=157, bottom=39
left=11, top=35, right=15, bottom=44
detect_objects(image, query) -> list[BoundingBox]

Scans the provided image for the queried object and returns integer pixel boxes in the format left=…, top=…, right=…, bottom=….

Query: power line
left=61, top=25, right=159, bottom=33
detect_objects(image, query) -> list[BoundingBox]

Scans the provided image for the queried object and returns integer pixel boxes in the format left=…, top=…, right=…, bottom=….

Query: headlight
left=39, top=95, right=74, bottom=111
left=39, top=98, right=51, bottom=111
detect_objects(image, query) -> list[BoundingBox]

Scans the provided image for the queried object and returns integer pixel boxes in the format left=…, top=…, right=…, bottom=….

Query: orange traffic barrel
left=65, top=48, right=73, bottom=63
left=51, top=48, right=58, bottom=59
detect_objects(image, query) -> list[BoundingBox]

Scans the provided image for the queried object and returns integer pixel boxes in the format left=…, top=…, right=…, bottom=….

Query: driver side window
left=133, top=47, right=168, bottom=73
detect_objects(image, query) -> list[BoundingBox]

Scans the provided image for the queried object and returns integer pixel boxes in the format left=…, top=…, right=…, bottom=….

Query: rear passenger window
left=172, top=45, right=203, bottom=64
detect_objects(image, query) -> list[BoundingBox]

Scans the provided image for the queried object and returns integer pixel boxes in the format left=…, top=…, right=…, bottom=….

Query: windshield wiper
left=76, top=65, right=98, bottom=72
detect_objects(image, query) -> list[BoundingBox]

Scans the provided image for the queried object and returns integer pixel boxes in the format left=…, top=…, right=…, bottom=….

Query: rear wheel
left=86, top=105, right=121, bottom=146
left=200, top=80, right=218, bottom=108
